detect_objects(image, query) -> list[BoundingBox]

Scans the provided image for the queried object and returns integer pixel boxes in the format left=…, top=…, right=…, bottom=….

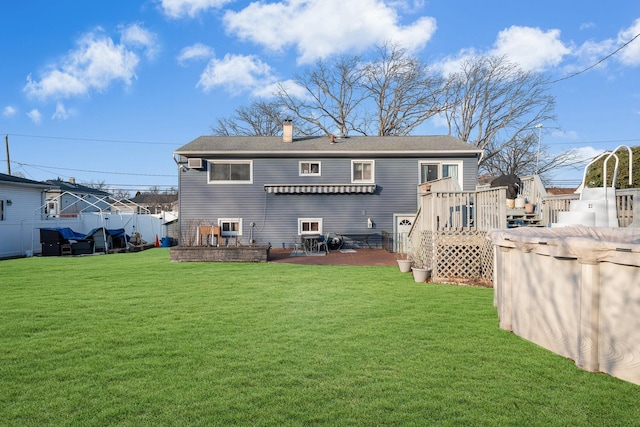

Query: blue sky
left=1, top=0, right=639, bottom=191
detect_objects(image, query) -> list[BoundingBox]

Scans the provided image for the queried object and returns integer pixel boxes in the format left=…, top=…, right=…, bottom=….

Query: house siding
left=179, top=155, right=478, bottom=248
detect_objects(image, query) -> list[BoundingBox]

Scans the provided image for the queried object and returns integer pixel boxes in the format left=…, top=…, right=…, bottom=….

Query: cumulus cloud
left=159, top=0, right=232, bottom=19
left=252, top=79, right=307, bottom=99
left=490, top=26, right=570, bottom=72
left=436, top=26, right=571, bottom=75
left=177, top=43, right=215, bottom=65
left=120, top=23, right=160, bottom=59
left=27, top=109, right=42, bottom=124
left=197, top=53, right=276, bottom=95
left=223, top=0, right=437, bottom=64
left=23, top=24, right=158, bottom=99
left=2, top=106, right=16, bottom=117
left=616, top=18, right=640, bottom=66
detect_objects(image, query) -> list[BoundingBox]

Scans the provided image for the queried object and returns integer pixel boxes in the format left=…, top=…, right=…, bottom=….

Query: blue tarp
left=40, top=227, right=87, bottom=240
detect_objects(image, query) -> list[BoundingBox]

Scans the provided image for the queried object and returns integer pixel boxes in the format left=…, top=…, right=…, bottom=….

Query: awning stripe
left=264, top=184, right=376, bottom=194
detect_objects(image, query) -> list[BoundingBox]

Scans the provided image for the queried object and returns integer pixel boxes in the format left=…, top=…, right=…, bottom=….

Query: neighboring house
left=43, top=178, right=111, bottom=217
left=0, top=173, right=55, bottom=258
left=173, top=127, right=482, bottom=250
left=127, top=192, right=178, bottom=215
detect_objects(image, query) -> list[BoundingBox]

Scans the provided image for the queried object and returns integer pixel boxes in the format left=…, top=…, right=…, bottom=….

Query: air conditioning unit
left=188, top=158, right=203, bottom=169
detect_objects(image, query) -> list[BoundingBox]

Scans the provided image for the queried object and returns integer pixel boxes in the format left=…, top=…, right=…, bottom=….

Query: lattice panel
left=433, top=230, right=493, bottom=287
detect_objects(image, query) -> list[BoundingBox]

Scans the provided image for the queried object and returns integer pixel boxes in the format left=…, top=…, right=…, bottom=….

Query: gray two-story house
left=174, top=127, right=481, bottom=251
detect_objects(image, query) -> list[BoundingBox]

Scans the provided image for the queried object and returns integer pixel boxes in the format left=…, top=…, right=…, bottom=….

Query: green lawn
left=1, top=249, right=638, bottom=426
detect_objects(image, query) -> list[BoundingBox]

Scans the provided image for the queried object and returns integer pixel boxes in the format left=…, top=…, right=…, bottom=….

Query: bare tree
left=444, top=56, right=556, bottom=167
left=276, top=55, right=367, bottom=136
left=482, top=132, right=582, bottom=184
left=360, top=43, right=446, bottom=135
left=211, top=100, right=285, bottom=136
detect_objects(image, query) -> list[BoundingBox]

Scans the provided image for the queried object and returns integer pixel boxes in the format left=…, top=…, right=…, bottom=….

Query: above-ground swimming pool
left=488, top=226, right=640, bottom=385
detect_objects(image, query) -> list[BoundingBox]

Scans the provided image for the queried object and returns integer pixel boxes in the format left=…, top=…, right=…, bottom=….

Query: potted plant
left=411, top=255, right=431, bottom=283
left=396, top=253, right=412, bottom=273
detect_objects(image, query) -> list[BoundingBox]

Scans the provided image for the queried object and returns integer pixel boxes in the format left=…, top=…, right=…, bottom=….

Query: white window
left=419, top=161, right=462, bottom=188
left=351, top=160, right=375, bottom=183
left=298, top=218, right=323, bottom=235
left=208, top=160, right=253, bottom=184
left=218, top=218, right=242, bottom=236
left=299, top=161, right=321, bottom=176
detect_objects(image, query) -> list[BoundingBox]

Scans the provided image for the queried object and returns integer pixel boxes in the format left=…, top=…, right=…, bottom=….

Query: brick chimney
left=282, top=119, right=293, bottom=143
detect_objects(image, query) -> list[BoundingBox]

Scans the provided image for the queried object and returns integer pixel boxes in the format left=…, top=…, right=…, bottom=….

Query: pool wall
left=489, top=227, right=640, bottom=385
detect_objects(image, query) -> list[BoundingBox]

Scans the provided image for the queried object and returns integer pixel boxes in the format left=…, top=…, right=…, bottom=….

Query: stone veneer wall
left=170, top=246, right=270, bottom=262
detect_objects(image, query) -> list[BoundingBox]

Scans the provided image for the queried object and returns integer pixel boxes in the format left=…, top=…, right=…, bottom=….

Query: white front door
left=394, top=214, right=415, bottom=253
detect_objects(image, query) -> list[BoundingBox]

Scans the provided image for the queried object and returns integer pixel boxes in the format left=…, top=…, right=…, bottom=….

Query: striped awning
left=264, top=184, right=377, bottom=194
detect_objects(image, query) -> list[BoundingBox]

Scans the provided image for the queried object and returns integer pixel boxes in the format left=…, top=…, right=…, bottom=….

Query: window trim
left=218, top=218, right=243, bottom=236
left=351, top=159, right=375, bottom=184
left=418, top=160, right=463, bottom=188
left=207, top=160, right=253, bottom=184
left=298, top=218, right=323, bottom=235
left=299, top=161, right=322, bottom=176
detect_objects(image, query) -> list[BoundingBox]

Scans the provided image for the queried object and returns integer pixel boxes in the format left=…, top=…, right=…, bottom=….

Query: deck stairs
left=506, top=210, right=544, bottom=228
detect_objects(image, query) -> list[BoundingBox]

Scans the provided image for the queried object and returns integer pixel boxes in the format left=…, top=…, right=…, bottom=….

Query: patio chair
left=292, top=234, right=306, bottom=255
left=316, top=232, right=330, bottom=253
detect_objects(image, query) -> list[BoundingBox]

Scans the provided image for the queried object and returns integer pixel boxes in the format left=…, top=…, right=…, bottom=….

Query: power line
left=7, top=133, right=177, bottom=146
left=549, top=32, right=640, bottom=84
left=12, top=161, right=177, bottom=177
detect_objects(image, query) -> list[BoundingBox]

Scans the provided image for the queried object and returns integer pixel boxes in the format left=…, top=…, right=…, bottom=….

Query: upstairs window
left=420, top=161, right=462, bottom=188
left=351, top=160, right=375, bottom=183
left=299, top=161, right=321, bottom=176
left=208, top=160, right=252, bottom=183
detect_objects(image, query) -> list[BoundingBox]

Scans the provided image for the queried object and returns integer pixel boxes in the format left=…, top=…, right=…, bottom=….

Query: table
left=301, top=235, right=321, bottom=252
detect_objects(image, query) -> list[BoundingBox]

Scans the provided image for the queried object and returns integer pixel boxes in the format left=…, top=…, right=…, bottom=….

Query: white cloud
left=27, top=109, right=42, bottom=124
left=23, top=26, right=158, bottom=99
left=197, top=54, right=276, bottom=95
left=223, top=0, right=437, bottom=64
left=252, top=79, right=307, bottom=99
left=177, top=43, right=215, bottom=65
left=2, top=106, right=16, bottom=117
left=436, top=26, right=571, bottom=75
left=616, top=18, right=640, bottom=66
left=52, top=102, right=77, bottom=120
left=120, top=23, right=160, bottom=59
left=490, top=26, right=570, bottom=72
left=159, top=0, right=232, bottom=19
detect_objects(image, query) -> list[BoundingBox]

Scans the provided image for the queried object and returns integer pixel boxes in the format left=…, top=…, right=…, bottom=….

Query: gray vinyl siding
left=179, top=154, right=478, bottom=247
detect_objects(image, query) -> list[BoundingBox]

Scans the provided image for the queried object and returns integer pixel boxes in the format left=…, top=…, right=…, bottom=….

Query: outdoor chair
left=316, top=232, right=330, bottom=253
left=292, top=234, right=305, bottom=255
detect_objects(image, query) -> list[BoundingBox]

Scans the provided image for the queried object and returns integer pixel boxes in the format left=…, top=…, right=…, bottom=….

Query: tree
left=585, top=145, right=640, bottom=188
left=211, top=100, right=285, bottom=136
left=360, top=43, right=446, bottom=135
left=276, top=55, right=367, bottom=136
left=482, top=132, right=582, bottom=184
left=443, top=56, right=556, bottom=168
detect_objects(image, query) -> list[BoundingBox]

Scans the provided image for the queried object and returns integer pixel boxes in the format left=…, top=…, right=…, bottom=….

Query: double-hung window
left=299, top=161, right=321, bottom=176
left=208, top=160, right=252, bottom=184
left=351, top=160, right=375, bottom=183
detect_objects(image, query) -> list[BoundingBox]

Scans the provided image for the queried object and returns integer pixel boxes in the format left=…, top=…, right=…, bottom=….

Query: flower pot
left=506, top=198, right=515, bottom=209
left=524, top=203, right=535, bottom=214
left=397, top=259, right=412, bottom=273
left=411, top=267, right=431, bottom=283
left=515, top=196, right=525, bottom=209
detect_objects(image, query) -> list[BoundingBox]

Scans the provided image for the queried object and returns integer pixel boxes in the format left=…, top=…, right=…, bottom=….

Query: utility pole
left=4, top=134, right=10, bottom=175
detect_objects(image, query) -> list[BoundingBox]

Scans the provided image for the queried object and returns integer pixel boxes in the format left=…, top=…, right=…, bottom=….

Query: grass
left=1, top=249, right=638, bottom=426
